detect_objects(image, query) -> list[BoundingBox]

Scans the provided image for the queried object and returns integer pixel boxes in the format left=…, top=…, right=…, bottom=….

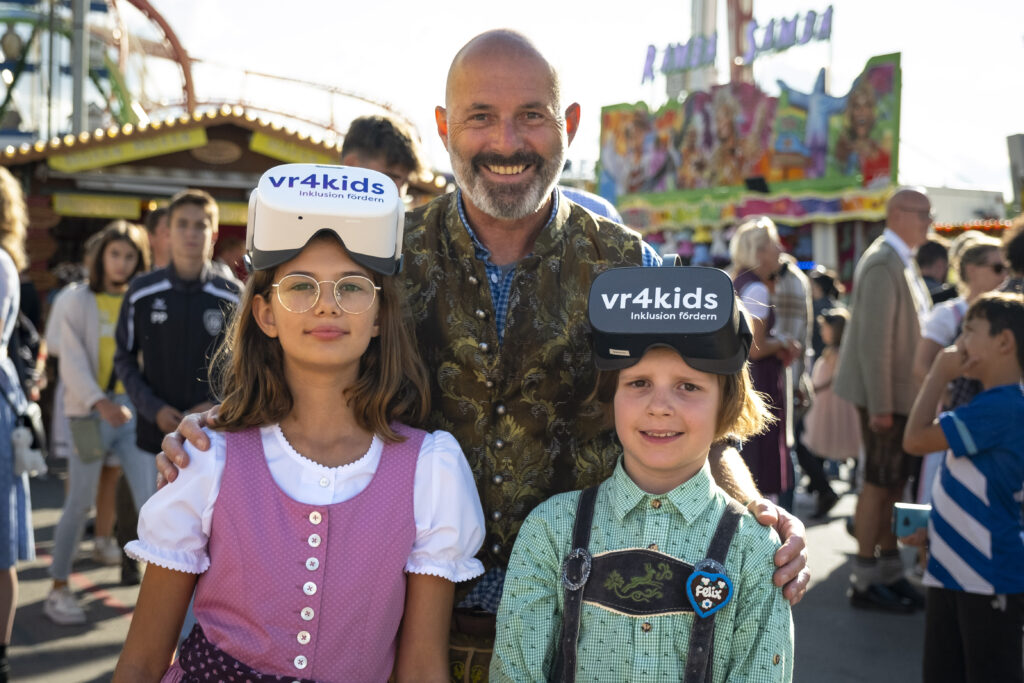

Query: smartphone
left=892, top=502, right=931, bottom=536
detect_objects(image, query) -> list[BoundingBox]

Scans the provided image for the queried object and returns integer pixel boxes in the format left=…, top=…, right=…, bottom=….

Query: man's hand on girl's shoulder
left=749, top=499, right=810, bottom=606
left=155, top=409, right=217, bottom=488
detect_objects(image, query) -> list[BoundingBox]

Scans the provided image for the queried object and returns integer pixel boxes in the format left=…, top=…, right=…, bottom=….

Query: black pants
left=114, top=474, right=137, bottom=553
left=923, top=586, right=1024, bottom=683
left=794, top=417, right=834, bottom=497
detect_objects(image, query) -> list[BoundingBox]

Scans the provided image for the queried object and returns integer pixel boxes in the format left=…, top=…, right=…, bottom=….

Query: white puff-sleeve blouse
left=127, top=425, right=486, bottom=583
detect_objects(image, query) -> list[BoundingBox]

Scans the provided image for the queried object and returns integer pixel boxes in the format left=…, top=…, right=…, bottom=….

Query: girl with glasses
left=115, top=166, right=485, bottom=682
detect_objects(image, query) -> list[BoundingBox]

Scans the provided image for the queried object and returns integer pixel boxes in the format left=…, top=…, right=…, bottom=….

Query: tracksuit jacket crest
left=114, top=263, right=240, bottom=453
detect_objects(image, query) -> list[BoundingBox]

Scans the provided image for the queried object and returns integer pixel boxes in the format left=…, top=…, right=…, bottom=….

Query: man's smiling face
left=437, top=42, right=577, bottom=222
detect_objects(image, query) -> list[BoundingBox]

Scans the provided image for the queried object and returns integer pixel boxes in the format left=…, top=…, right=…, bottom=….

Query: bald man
left=159, top=30, right=808, bottom=679
left=835, top=187, right=934, bottom=614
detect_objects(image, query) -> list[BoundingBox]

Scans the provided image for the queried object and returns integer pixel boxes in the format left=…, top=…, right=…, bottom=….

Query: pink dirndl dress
left=802, top=352, right=862, bottom=461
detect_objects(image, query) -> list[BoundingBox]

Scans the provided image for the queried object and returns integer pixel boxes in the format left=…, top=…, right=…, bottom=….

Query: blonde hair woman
left=729, top=216, right=800, bottom=502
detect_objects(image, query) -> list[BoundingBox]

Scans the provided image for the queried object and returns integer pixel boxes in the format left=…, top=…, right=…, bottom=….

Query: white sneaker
left=43, top=587, right=86, bottom=625
left=92, top=536, right=122, bottom=566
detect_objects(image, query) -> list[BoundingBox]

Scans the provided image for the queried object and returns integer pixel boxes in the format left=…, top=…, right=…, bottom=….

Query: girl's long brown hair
left=209, top=237, right=430, bottom=443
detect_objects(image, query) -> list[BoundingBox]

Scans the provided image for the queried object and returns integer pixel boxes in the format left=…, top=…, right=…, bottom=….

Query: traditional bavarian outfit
left=491, top=265, right=794, bottom=682
left=491, top=461, right=792, bottom=682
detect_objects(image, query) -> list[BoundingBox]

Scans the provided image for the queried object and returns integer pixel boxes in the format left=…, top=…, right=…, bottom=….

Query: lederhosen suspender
left=557, top=486, right=598, bottom=682
left=683, top=499, right=744, bottom=683
left=557, top=487, right=745, bottom=683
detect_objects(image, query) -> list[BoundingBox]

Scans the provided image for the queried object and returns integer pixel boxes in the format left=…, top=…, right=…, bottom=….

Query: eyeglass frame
left=270, top=273, right=381, bottom=314
left=895, top=205, right=934, bottom=222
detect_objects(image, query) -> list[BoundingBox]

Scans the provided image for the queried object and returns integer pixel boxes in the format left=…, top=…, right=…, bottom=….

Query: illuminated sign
left=249, top=131, right=337, bottom=165
left=53, top=193, right=141, bottom=219
left=741, top=6, right=832, bottom=65
left=49, top=129, right=208, bottom=173
left=642, top=5, right=833, bottom=83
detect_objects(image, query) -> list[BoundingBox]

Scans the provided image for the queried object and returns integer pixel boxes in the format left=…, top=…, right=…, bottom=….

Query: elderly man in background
left=835, top=187, right=933, bottom=613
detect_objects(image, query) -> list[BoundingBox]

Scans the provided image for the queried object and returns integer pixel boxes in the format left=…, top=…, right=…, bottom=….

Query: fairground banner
left=599, top=53, right=901, bottom=231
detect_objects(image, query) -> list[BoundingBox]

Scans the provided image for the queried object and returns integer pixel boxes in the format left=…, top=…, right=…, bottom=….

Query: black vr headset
left=588, top=265, right=752, bottom=374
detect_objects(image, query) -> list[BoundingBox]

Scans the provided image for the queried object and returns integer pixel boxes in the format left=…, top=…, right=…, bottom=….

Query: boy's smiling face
left=614, top=347, right=721, bottom=495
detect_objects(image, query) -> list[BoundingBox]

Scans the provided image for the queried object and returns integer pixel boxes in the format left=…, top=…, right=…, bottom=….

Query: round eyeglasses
left=271, top=274, right=380, bottom=314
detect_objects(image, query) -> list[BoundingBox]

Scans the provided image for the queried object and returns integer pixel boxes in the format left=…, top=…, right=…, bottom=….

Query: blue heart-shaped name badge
left=686, top=559, right=733, bottom=618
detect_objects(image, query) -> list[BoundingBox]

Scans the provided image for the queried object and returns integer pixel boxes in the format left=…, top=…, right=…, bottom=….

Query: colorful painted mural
left=598, top=53, right=901, bottom=230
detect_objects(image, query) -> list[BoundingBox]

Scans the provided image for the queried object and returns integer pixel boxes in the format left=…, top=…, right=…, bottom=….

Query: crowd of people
left=0, top=27, right=1017, bottom=683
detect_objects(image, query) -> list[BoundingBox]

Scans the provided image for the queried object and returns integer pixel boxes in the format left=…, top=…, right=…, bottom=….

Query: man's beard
left=451, top=147, right=564, bottom=221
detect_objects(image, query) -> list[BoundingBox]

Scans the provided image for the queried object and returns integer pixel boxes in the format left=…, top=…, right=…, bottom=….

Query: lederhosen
left=557, top=487, right=745, bottom=683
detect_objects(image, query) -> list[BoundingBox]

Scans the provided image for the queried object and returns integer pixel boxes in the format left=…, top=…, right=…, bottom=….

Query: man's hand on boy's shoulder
left=748, top=499, right=810, bottom=606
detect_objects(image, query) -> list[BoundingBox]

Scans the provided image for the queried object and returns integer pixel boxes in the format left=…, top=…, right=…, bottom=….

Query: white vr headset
left=245, top=163, right=404, bottom=274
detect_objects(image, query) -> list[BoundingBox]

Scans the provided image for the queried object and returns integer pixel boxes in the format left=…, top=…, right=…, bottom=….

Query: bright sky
left=148, top=0, right=1024, bottom=202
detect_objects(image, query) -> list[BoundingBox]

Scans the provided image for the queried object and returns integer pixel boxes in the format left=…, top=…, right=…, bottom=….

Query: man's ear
left=435, top=106, right=449, bottom=149
left=252, top=293, right=279, bottom=339
left=564, top=102, right=581, bottom=145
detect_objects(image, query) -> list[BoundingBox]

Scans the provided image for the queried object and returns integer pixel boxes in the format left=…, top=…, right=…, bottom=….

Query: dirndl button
left=300, top=607, right=314, bottom=621
left=308, top=533, right=321, bottom=548
left=293, top=655, right=308, bottom=669
left=306, top=557, right=320, bottom=571
left=303, top=581, right=317, bottom=596
left=309, top=511, right=322, bottom=525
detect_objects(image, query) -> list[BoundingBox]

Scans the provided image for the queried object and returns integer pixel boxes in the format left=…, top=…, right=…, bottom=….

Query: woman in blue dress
left=0, top=166, right=35, bottom=682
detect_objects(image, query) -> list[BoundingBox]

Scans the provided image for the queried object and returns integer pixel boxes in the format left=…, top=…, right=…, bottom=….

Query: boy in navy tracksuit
left=114, top=189, right=240, bottom=457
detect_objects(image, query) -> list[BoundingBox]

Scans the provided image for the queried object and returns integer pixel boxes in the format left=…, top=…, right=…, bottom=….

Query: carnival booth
left=0, top=107, right=446, bottom=298
left=599, top=17, right=902, bottom=285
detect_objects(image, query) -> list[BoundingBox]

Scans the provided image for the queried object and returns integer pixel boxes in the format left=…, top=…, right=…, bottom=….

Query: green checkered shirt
left=491, top=460, right=793, bottom=682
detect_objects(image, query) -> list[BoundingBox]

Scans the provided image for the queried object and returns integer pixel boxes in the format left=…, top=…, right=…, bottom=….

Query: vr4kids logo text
left=267, top=172, right=387, bottom=201
left=602, top=286, right=720, bottom=321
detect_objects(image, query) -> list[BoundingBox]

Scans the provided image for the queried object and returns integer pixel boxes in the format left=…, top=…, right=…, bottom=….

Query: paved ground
left=12, top=470, right=926, bottom=682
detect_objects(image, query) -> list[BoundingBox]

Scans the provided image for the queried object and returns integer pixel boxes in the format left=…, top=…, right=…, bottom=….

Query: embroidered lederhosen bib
left=557, top=487, right=745, bottom=683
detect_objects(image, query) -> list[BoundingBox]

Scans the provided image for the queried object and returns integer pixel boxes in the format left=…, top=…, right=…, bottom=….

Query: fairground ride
left=0, top=0, right=416, bottom=151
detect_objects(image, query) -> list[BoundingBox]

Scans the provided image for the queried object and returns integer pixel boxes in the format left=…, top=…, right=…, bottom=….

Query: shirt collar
left=608, top=457, right=717, bottom=524
left=883, top=228, right=913, bottom=267
left=456, top=188, right=560, bottom=261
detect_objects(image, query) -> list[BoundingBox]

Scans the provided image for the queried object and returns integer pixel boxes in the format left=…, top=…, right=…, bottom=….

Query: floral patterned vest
left=402, top=192, right=645, bottom=572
